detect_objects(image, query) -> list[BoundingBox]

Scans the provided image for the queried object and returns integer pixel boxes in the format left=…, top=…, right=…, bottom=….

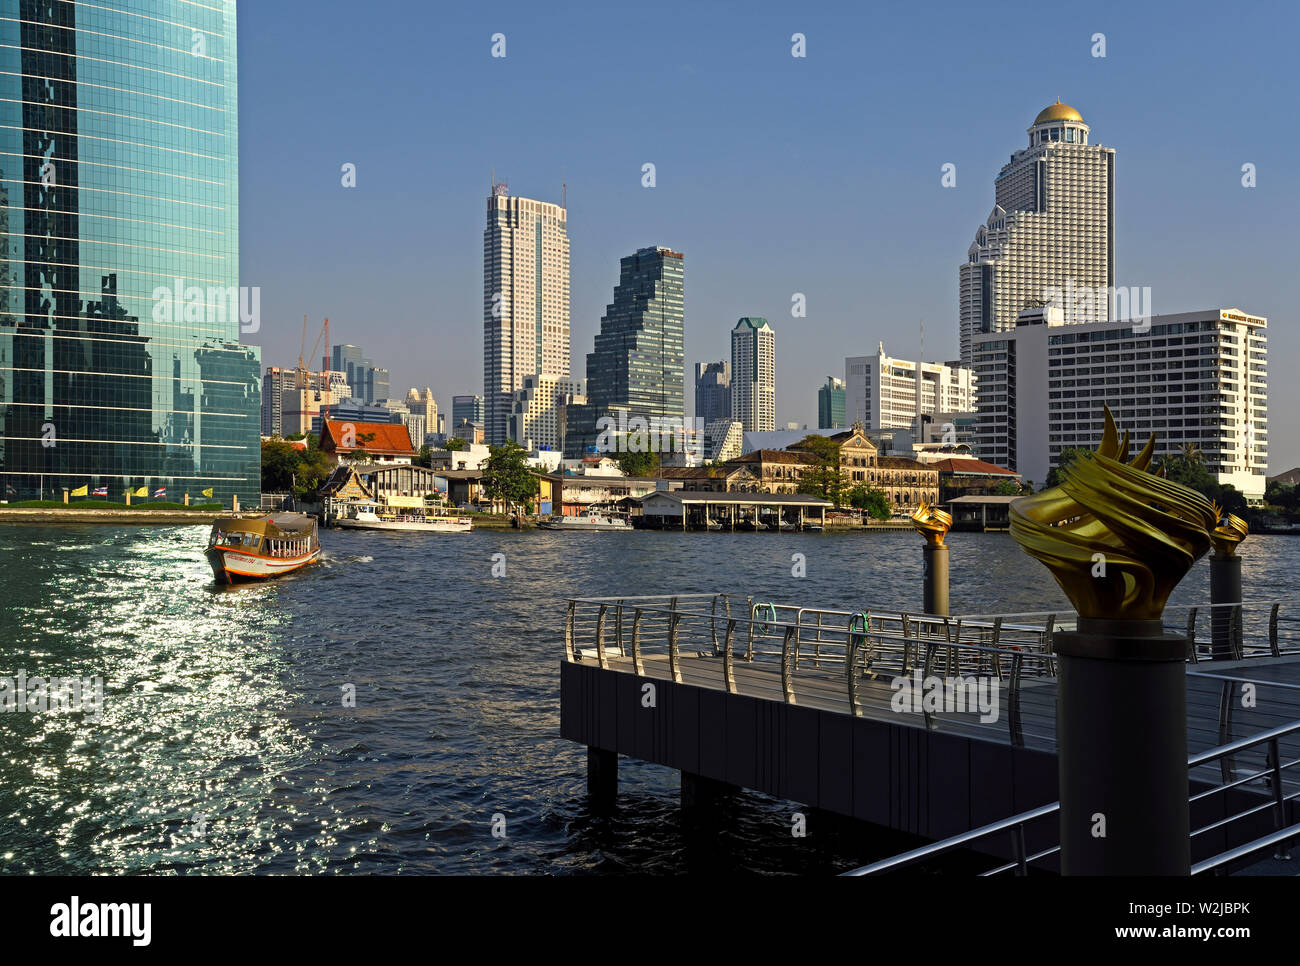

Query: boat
left=539, top=504, right=633, bottom=531
left=334, top=496, right=472, bottom=533
left=205, top=512, right=321, bottom=583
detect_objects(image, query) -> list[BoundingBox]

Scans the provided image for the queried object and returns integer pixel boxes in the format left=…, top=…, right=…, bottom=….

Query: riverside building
left=845, top=344, right=975, bottom=431
left=972, top=307, right=1267, bottom=500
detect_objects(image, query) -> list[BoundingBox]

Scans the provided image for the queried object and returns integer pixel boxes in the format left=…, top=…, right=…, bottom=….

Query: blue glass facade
left=0, top=0, right=258, bottom=504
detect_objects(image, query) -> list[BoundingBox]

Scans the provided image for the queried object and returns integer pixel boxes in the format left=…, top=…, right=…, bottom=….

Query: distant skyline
left=238, top=0, right=1299, bottom=470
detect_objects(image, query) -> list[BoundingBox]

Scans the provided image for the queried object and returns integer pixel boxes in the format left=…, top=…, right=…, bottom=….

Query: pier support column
left=587, top=747, right=617, bottom=813
left=681, top=771, right=737, bottom=815
left=922, top=543, right=949, bottom=617
left=1054, top=618, right=1189, bottom=875
left=1210, top=552, right=1243, bottom=661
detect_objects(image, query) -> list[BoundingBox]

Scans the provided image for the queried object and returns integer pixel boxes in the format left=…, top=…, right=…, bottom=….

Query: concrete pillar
left=681, top=771, right=738, bottom=814
left=1210, top=553, right=1243, bottom=661
left=125, top=490, right=131, bottom=506
left=184, top=493, right=190, bottom=507
left=232, top=494, right=239, bottom=513
left=1054, top=618, right=1190, bottom=875
left=587, top=747, right=617, bottom=813
left=62, top=489, right=68, bottom=504
left=923, top=543, right=949, bottom=617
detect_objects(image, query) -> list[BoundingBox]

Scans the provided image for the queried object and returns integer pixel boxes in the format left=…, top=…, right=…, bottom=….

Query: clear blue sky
left=238, top=0, right=1300, bottom=470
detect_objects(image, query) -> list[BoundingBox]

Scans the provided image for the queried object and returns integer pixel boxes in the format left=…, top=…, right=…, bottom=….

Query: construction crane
left=296, top=315, right=332, bottom=426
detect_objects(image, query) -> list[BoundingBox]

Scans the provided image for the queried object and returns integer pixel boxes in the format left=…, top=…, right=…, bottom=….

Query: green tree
left=615, top=450, right=660, bottom=477
left=481, top=440, right=539, bottom=510
left=846, top=483, right=890, bottom=520
left=793, top=435, right=846, bottom=505
left=413, top=444, right=432, bottom=468
left=260, top=439, right=301, bottom=492
left=1044, top=448, right=1091, bottom=488
left=444, top=436, right=467, bottom=452
left=993, top=479, right=1021, bottom=496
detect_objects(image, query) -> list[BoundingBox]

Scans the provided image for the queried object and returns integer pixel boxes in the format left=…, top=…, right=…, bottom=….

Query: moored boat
left=334, top=497, right=472, bottom=533
left=205, top=513, right=321, bottom=584
left=538, top=504, right=633, bottom=531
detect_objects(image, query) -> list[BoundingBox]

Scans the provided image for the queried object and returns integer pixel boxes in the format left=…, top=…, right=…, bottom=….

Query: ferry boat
left=538, top=504, right=633, bottom=532
left=334, top=497, right=473, bottom=533
left=205, top=513, right=321, bottom=583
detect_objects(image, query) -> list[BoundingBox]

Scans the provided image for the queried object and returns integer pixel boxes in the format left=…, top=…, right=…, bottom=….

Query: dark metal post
left=923, top=542, right=949, bottom=617
left=587, top=746, right=617, bottom=813
left=1054, top=618, right=1189, bottom=875
left=1210, top=552, right=1243, bottom=661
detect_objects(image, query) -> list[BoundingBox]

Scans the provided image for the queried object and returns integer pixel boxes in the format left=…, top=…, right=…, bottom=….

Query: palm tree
left=1179, top=442, right=1203, bottom=463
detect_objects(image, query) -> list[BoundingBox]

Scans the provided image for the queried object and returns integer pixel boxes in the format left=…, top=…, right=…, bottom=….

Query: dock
left=559, top=594, right=1300, bottom=871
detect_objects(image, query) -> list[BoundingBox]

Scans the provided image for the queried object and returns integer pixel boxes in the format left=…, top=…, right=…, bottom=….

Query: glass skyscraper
left=0, top=1, right=258, bottom=504
left=565, top=246, right=685, bottom=458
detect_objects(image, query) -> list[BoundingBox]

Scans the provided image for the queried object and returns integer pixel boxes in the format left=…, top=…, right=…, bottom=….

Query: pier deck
left=560, top=594, right=1300, bottom=866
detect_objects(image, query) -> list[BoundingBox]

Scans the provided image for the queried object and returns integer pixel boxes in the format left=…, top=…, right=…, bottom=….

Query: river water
left=1, top=525, right=1296, bottom=874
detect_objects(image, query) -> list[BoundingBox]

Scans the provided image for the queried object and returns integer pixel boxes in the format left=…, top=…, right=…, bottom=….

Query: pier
left=559, top=594, right=1300, bottom=872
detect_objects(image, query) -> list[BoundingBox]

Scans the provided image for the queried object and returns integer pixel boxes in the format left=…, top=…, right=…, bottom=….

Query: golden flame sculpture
left=911, top=500, right=953, bottom=547
left=1209, top=501, right=1248, bottom=557
left=1009, top=406, right=1217, bottom=621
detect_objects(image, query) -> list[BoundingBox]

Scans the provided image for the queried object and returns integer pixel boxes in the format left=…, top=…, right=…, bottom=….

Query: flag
left=92, top=486, right=108, bottom=497
left=133, top=486, right=148, bottom=497
left=201, top=487, right=214, bottom=498
left=153, top=487, right=167, bottom=498
left=70, top=484, right=88, bottom=497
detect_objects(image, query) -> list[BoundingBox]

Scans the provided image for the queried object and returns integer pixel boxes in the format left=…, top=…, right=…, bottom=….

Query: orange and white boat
left=204, top=513, right=321, bottom=583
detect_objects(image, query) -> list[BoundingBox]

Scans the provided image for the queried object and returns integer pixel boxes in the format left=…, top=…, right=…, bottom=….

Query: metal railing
left=843, top=718, right=1300, bottom=876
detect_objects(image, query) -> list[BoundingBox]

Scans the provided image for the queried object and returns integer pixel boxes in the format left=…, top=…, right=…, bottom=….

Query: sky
left=237, top=0, right=1300, bottom=470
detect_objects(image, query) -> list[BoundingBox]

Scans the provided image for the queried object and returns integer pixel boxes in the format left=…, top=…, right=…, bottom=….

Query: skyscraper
left=452, top=394, right=484, bottom=429
left=482, top=184, right=570, bottom=445
left=958, top=101, right=1115, bottom=365
left=405, top=387, right=438, bottom=439
left=0, top=1, right=258, bottom=504
left=564, top=247, right=685, bottom=458
left=730, top=318, right=775, bottom=432
left=331, top=344, right=389, bottom=405
left=694, top=361, right=730, bottom=425
left=817, top=376, right=846, bottom=430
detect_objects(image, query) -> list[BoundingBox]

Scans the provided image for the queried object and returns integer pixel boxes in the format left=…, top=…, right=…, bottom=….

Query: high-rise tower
left=730, top=317, right=775, bottom=432
left=958, top=101, right=1115, bottom=365
left=482, top=184, right=570, bottom=445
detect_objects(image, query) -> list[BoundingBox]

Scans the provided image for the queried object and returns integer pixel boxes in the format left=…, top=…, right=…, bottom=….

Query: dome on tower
left=1034, top=99, right=1083, bottom=124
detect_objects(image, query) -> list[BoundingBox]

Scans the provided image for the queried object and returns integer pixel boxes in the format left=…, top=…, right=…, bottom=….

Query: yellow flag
left=70, top=484, right=88, bottom=497
left=134, top=486, right=148, bottom=497
left=201, top=488, right=214, bottom=498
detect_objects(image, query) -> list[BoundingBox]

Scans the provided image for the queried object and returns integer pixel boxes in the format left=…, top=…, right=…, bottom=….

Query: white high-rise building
left=845, top=343, right=975, bottom=430
left=483, top=184, right=571, bottom=445
left=972, top=307, right=1267, bottom=500
left=958, top=101, right=1115, bottom=365
left=730, top=317, right=775, bottom=432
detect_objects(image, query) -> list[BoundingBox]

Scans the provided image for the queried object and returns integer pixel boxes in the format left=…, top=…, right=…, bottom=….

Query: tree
left=413, top=444, right=432, bottom=468
left=481, top=440, right=539, bottom=511
left=846, top=483, right=890, bottom=520
left=793, top=435, right=846, bottom=505
left=993, top=479, right=1021, bottom=496
left=1044, top=448, right=1090, bottom=488
left=261, top=439, right=301, bottom=492
left=615, top=450, right=659, bottom=478
left=444, top=436, right=467, bottom=452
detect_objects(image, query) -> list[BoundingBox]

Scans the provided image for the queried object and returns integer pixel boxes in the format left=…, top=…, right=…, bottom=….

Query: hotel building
left=958, top=101, right=1115, bottom=365
left=731, top=318, right=775, bottom=432
left=972, top=307, right=1267, bottom=500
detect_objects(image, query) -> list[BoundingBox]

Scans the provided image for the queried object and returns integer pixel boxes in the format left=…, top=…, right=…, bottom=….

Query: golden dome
left=1034, top=99, right=1083, bottom=124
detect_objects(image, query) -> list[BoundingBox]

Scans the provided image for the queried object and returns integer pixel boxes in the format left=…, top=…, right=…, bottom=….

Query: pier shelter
left=636, top=491, right=831, bottom=530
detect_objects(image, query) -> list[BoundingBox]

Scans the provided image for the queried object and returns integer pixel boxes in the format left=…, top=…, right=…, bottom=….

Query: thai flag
left=153, top=487, right=166, bottom=498
left=92, top=486, right=108, bottom=496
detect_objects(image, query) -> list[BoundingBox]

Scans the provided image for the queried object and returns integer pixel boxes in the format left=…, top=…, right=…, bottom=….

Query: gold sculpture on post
left=1209, top=501, right=1248, bottom=557
left=910, top=500, right=952, bottom=546
left=1009, top=406, right=1217, bottom=621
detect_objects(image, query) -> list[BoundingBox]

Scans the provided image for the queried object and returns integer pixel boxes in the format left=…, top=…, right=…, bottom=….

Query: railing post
left=1009, top=651, right=1024, bottom=747
left=1269, top=603, right=1281, bottom=658
left=781, top=625, right=797, bottom=704
left=1267, top=738, right=1292, bottom=860
left=745, top=596, right=755, bottom=661
left=565, top=600, right=576, bottom=661
left=723, top=619, right=737, bottom=693
left=615, top=601, right=625, bottom=657
left=631, top=608, right=645, bottom=676
left=668, top=609, right=682, bottom=684
left=595, top=603, right=609, bottom=670
left=1185, top=607, right=1199, bottom=662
